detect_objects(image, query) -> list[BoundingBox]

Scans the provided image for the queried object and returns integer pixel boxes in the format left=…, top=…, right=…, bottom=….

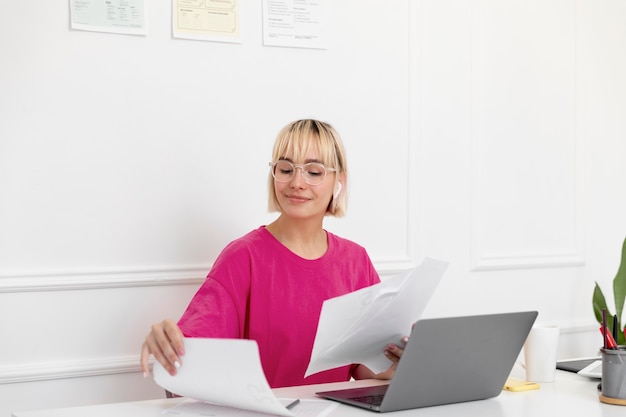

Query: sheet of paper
left=153, top=338, right=294, bottom=417
left=262, top=0, right=327, bottom=49
left=70, top=0, right=147, bottom=36
left=172, top=0, right=241, bottom=43
left=306, top=257, right=449, bottom=376
left=163, top=398, right=338, bottom=417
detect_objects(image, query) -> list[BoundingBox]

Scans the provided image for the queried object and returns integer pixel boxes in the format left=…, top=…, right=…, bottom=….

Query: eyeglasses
left=269, top=160, right=336, bottom=186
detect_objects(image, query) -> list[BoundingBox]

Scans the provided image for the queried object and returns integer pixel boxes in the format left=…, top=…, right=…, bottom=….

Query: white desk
left=11, top=371, right=624, bottom=417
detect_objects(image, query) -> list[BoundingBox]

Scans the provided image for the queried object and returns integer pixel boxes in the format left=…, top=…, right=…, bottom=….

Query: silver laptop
left=316, top=311, right=538, bottom=412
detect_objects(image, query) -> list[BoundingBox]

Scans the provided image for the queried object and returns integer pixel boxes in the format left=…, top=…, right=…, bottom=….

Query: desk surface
left=11, top=371, right=624, bottom=417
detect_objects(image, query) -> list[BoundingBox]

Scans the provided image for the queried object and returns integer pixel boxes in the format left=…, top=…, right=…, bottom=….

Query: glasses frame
left=268, top=160, right=337, bottom=186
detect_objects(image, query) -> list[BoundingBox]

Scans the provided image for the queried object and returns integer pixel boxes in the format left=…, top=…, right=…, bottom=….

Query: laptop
left=316, top=311, right=538, bottom=412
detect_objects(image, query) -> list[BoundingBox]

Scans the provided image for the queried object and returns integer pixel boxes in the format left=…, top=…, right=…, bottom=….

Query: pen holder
left=599, top=347, right=626, bottom=405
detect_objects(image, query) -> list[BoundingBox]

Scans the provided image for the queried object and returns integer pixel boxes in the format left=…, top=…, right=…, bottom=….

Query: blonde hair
left=268, top=119, right=348, bottom=217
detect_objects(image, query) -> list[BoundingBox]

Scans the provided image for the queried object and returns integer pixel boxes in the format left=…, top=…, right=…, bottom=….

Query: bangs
left=272, top=120, right=341, bottom=169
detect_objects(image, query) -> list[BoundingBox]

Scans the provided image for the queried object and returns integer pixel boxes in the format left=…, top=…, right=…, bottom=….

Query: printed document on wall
left=173, top=0, right=241, bottom=43
left=262, top=0, right=327, bottom=49
left=306, top=258, right=449, bottom=377
left=70, top=0, right=147, bottom=36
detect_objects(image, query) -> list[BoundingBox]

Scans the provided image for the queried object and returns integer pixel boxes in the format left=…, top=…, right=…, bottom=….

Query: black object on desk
left=556, top=358, right=601, bottom=373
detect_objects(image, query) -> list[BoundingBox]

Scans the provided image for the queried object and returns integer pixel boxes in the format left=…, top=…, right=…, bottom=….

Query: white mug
left=517, top=325, right=560, bottom=382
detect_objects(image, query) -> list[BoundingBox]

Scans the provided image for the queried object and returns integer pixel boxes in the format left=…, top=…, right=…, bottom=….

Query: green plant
left=592, top=236, right=626, bottom=346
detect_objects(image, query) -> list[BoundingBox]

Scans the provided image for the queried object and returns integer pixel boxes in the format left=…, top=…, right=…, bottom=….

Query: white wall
left=1, top=1, right=626, bottom=416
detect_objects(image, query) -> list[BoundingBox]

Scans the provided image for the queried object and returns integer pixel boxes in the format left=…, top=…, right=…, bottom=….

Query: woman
left=140, top=119, right=405, bottom=387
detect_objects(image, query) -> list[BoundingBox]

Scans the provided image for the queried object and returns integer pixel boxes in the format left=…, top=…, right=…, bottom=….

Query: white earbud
left=334, top=182, right=342, bottom=199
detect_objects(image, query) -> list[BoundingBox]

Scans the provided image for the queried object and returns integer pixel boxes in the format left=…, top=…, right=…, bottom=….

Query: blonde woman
left=141, top=119, right=404, bottom=388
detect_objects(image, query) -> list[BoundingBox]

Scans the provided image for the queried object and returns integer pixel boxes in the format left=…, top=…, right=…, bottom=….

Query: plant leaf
left=593, top=282, right=610, bottom=324
left=613, top=237, right=626, bottom=326
left=613, top=236, right=626, bottom=345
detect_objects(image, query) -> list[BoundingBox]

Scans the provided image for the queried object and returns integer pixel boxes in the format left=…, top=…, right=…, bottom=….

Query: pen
left=602, top=309, right=608, bottom=349
left=612, top=314, right=618, bottom=342
left=286, top=399, right=300, bottom=410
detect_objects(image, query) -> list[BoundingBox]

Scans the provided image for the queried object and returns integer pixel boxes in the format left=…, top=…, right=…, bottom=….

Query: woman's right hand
left=140, top=319, right=185, bottom=377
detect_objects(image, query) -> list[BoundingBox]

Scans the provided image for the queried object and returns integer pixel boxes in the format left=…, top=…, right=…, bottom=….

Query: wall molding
left=0, top=320, right=598, bottom=385
left=0, top=266, right=210, bottom=293
left=468, top=1, right=584, bottom=272
left=471, top=251, right=585, bottom=271
left=0, top=355, right=141, bottom=385
left=0, top=259, right=416, bottom=293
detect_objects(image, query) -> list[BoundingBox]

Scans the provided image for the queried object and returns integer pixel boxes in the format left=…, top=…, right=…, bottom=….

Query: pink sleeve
left=177, top=237, right=254, bottom=338
left=177, top=276, right=244, bottom=339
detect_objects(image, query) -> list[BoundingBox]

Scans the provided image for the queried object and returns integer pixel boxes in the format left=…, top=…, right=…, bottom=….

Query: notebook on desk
left=316, top=311, right=538, bottom=412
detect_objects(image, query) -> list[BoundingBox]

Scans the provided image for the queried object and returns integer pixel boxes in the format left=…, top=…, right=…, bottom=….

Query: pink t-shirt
left=177, top=226, right=380, bottom=388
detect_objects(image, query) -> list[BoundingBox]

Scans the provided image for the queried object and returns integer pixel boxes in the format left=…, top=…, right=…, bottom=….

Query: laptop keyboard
left=349, top=394, right=385, bottom=406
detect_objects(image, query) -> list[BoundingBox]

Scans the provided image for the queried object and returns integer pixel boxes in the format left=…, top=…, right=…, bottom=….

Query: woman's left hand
left=353, top=335, right=409, bottom=380
left=383, top=335, right=409, bottom=366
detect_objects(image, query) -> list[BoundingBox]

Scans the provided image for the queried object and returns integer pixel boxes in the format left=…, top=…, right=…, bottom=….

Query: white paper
left=306, top=257, right=449, bottom=377
left=262, top=0, right=326, bottom=49
left=163, top=398, right=338, bottom=417
left=172, top=0, right=241, bottom=43
left=153, top=338, right=294, bottom=417
left=70, top=0, right=147, bottom=36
